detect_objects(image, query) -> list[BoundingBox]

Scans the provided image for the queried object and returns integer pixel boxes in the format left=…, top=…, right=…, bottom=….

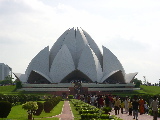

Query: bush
left=0, top=101, right=12, bottom=118
left=44, top=101, right=53, bottom=113
left=16, top=81, right=22, bottom=89
left=102, top=107, right=112, bottom=114
left=68, top=95, right=74, bottom=99
left=34, top=102, right=43, bottom=116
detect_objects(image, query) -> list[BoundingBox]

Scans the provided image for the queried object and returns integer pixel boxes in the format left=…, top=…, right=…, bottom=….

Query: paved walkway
left=110, top=109, right=160, bottom=120
left=53, top=101, right=74, bottom=120
left=52, top=101, right=160, bottom=120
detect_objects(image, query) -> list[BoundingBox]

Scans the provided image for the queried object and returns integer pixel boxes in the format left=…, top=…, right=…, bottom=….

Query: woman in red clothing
left=139, top=97, right=145, bottom=115
left=98, top=95, right=104, bottom=108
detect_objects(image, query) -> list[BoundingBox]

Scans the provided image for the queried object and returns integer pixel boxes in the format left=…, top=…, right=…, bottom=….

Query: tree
left=132, top=78, right=142, bottom=88
left=0, top=75, right=13, bottom=85
left=22, top=101, right=38, bottom=120
left=15, top=80, right=22, bottom=89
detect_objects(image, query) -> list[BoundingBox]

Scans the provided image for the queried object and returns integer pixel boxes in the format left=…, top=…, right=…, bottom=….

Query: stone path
left=53, top=101, right=74, bottom=120
left=110, top=110, right=160, bottom=120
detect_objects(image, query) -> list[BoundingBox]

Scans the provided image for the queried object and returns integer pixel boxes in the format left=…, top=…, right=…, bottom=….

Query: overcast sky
left=0, top=0, right=160, bottom=84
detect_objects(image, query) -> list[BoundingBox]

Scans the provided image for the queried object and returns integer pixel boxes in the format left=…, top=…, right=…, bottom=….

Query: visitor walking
left=124, top=97, right=129, bottom=113
left=105, top=95, right=110, bottom=107
left=132, top=96, right=139, bottom=120
left=128, top=100, right=132, bottom=116
left=90, top=95, right=96, bottom=106
left=150, top=96, right=159, bottom=120
left=98, top=95, right=104, bottom=108
left=114, top=96, right=121, bottom=115
left=120, top=100, right=125, bottom=114
left=144, top=101, right=149, bottom=114
left=139, top=97, right=145, bottom=115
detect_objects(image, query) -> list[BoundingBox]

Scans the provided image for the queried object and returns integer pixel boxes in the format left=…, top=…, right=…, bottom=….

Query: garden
left=0, top=85, right=160, bottom=120
left=0, top=94, right=62, bottom=120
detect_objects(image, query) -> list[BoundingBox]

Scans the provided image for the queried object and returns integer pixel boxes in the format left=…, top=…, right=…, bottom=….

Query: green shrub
left=100, top=114, right=109, bottom=119
left=0, top=101, right=12, bottom=118
left=44, top=101, right=53, bottom=113
left=68, top=95, right=74, bottom=99
left=102, top=107, right=112, bottom=114
left=33, top=102, right=43, bottom=116
left=16, top=81, right=22, bottom=89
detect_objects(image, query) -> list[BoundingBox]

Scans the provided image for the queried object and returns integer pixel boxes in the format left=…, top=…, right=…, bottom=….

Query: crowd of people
left=74, top=94, right=159, bottom=120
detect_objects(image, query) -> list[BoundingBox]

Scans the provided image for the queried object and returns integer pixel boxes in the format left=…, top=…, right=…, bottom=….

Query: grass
left=112, top=85, right=160, bottom=97
left=69, top=101, right=81, bottom=120
left=0, top=101, right=64, bottom=120
left=0, top=85, right=18, bottom=94
left=140, top=85, right=160, bottom=95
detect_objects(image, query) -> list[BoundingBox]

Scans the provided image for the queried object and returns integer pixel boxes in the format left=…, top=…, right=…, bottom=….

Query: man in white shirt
left=150, top=96, right=159, bottom=120
left=124, top=97, right=129, bottom=113
left=91, top=95, right=96, bottom=106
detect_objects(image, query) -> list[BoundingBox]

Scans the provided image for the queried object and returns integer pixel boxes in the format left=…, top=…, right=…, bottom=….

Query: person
left=87, top=95, right=91, bottom=104
left=150, top=96, right=159, bottom=120
left=90, top=95, right=96, bottom=106
left=124, top=97, right=129, bottom=113
left=105, top=95, right=110, bottom=107
left=114, top=96, right=121, bottom=115
left=108, top=95, right=113, bottom=108
left=128, top=100, right=132, bottom=116
left=144, top=101, right=149, bottom=114
left=149, top=97, right=153, bottom=107
left=132, top=95, right=139, bottom=120
left=98, top=95, right=104, bottom=108
left=120, top=100, right=125, bottom=114
left=138, top=97, right=145, bottom=115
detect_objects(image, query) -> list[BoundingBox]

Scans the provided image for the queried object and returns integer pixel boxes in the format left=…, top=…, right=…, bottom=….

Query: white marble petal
left=82, top=28, right=103, bottom=67
left=32, top=70, right=52, bottom=82
left=49, top=44, right=75, bottom=83
left=25, top=46, right=50, bottom=82
left=75, top=28, right=88, bottom=68
left=78, top=45, right=103, bottom=82
left=49, top=29, right=69, bottom=68
left=101, top=70, right=120, bottom=83
left=63, top=28, right=77, bottom=66
left=125, top=72, right=138, bottom=83
left=103, top=46, right=125, bottom=78
left=13, top=73, right=27, bottom=83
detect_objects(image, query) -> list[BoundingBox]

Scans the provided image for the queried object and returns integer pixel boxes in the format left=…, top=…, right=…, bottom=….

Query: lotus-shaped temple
left=15, top=27, right=138, bottom=84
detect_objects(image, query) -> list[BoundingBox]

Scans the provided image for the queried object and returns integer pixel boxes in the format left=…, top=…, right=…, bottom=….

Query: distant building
left=0, top=63, right=11, bottom=80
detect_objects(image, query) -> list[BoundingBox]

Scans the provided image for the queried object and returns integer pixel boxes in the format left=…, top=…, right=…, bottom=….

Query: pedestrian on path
left=128, top=100, right=132, bottom=116
left=120, top=100, right=124, bottom=114
left=144, top=101, right=149, bottom=114
left=139, top=97, right=145, bottom=115
left=114, top=96, right=121, bottom=115
left=132, top=95, right=139, bottom=120
left=150, top=96, right=159, bottom=120
left=124, top=97, right=129, bottom=113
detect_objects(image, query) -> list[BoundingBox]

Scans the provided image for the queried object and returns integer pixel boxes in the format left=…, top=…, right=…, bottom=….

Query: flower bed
left=70, top=99, right=123, bottom=120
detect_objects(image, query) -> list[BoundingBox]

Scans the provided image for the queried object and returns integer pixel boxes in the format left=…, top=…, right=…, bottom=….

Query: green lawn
left=112, top=85, right=160, bottom=97
left=0, top=85, right=17, bottom=94
left=140, top=85, right=160, bottom=95
left=0, top=101, right=64, bottom=120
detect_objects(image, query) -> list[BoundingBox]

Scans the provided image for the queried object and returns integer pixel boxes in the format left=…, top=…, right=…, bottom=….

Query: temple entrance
left=60, top=70, right=93, bottom=83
